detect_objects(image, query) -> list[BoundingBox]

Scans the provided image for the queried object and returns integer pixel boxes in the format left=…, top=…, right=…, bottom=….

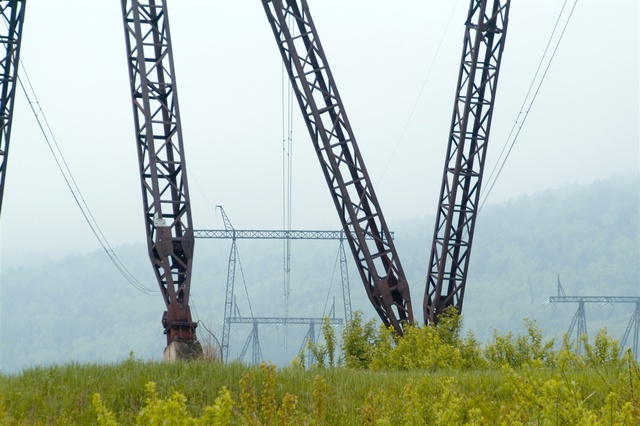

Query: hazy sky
left=0, top=0, right=638, bottom=268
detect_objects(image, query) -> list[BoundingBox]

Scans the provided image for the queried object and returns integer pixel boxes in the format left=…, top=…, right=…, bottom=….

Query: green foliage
left=135, top=381, right=194, bottom=425
left=276, top=392, right=299, bottom=426
left=583, top=328, right=622, bottom=368
left=239, top=370, right=260, bottom=425
left=201, top=387, right=234, bottom=426
left=484, top=318, right=555, bottom=368
left=311, top=375, right=327, bottom=425
left=322, top=318, right=337, bottom=368
left=259, top=362, right=277, bottom=424
left=341, top=311, right=377, bottom=369
left=92, top=393, right=118, bottom=426
left=1, top=319, right=639, bottom=425
left=92, top=380, right=236, bottom=426
left=307, top=317, right=338, bottom=368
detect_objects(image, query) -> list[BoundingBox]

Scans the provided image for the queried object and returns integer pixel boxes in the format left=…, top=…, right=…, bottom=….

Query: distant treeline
left=1, top=174, right=638, bottom=372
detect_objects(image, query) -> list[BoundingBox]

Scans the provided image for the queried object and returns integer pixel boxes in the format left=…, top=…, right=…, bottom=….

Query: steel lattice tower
left=0, top=0, right=26, bottom=217
left=424, top=0, right=511, bottom=324
left=198, top=207, right=354, bottom=362
left=262, top=0, right=412, bottom=335
left=120, top=0, right=197, bottom=350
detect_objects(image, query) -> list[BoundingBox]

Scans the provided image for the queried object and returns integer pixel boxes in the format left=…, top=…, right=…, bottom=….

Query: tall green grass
left=0, top=355, right=638, bottom=425
left=1, top=315, right=639, bottom=424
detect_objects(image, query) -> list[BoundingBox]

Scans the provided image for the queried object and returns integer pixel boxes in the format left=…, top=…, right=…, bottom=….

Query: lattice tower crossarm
left=544, top=294, right=640, bottom=360
left=228, top=317, right=343, bottom=325
left=120, top=0, right=196, bottom=346
left=0, top=0, right=26, bottom=217
left=424, top=0, right=511, bottom=324
left=194, top=229, right=394, bottom=240
left=262, top=0, right=412, bottom=335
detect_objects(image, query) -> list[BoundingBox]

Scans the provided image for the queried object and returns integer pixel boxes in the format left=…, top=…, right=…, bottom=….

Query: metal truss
left=211, top=206, right=351, bottom=361
left=120, top=0, right=196, bottom=345
left=239, top=322, right=262, bottom=366
left=262, top=0, right=412, bottom=334
left=424, top=0, right=511, bottom=324
left=548, top=296, right=640, bottom=304
left=544, top=278, right=639, bottom=359
left=620, top=302, right=639, bottom=360
left=338, top=238, right=353, bottom=322
left=235, top=317, right=343, bottom=365
left=194, top=229, right=393, bottom=240
left=218, top=206, right=236, bottom=362
left=229, top=316, right=343, bottom=325
left=568, top=300, right=587, bottom=354
left=0, top=0, right=26, bottom=217
left=544, top=290, right=640, bottom=358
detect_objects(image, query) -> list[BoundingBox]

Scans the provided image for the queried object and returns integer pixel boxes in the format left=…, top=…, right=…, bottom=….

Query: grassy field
left=0, top=353, right=638, bottom=425
left=2, top=316, right=639, bottom=424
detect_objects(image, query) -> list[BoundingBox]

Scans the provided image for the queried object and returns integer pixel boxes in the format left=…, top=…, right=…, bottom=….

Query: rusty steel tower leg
left=424, top=0, right=511, bottom=324
left=0, top=0, right=26, bottom=217
left=262, top=0, right=413, bottom=335
left=120, top=0, right=199, bottom=357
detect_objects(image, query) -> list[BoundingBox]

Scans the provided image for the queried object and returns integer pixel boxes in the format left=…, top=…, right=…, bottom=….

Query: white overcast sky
left=0, top=0, right=638, bottom=268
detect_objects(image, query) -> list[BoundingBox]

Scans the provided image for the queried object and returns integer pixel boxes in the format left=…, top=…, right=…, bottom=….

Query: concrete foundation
left=163, top=340, right=203, bottom=361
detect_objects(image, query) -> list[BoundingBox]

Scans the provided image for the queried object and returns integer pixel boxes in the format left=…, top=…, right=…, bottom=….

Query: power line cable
left=480, top=0, right=580, bottom=210
left=377, top=0, right=461, bottom=184
left=16, top=60, right=156, bottom=295
left=322, top=245, right=340, bottom=319
left=235, top=245, right=255, bottom=319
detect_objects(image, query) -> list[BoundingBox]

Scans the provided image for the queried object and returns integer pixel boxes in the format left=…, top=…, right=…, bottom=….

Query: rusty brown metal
left=120, top=0, right=197, bottom=346
left=262, top=0, right=413, bottom=334
left=424, top=0, right=511, bottom=324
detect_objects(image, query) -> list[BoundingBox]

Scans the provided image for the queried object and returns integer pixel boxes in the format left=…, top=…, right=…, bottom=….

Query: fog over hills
left=1, top=175, right=638, bottom=373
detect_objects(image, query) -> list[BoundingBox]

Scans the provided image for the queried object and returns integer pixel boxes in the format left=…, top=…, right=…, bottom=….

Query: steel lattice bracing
left=424, top=0, right=511, bottom=324
left=568, top=300, right=588, bottom=354
left=194, top=229, right=393, bottom=240
left=262, top=0, right=412, bottom=334
left=548, top=296, right=640, bottom=304
left=229, top=316, right=343, bottom=325
left=218, top=206, right=237, bottom=362
left=620, top=302, right=639, bottom=360
left=544, top=291, right=640, bottom=359
left=0, top=0, right=26, bottom=217
left=121, top=0, right=196, bottom=346
left=338, top=238, right=353, bottom=322
left=221, top=241, right=237, bottom=361
left=205, top=208, right=355, bottom=361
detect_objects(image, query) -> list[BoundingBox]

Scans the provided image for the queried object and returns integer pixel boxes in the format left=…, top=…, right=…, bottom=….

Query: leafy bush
left=341, top=311, right=378, bottom=369
left=484, top=318, right=555, bottom=368
left=93, top=381, right=235, bottom=426
left=1, top=311, right=638, bottom=425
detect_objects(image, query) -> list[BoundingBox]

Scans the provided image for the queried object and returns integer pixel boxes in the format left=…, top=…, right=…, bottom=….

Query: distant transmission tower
left=544, top=275, right=640, bottom=359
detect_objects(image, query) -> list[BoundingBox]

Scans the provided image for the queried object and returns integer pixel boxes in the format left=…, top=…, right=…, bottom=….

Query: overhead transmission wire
left=16, top=60, right=156, bottom=295
left=235, top=244, right=255, bottom=319
left=322, top=247, right=340, bottom=319
left=281, top=11, right=296, bottom=351
left=479, top=0, right=580, bottom=210
left=377, top=0, right=460, bottom=184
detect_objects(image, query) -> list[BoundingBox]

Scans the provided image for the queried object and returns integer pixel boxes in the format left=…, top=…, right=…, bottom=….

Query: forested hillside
left=1, top=175, right=638, bottom=373
left=396, top=175, right=640, bottom=343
